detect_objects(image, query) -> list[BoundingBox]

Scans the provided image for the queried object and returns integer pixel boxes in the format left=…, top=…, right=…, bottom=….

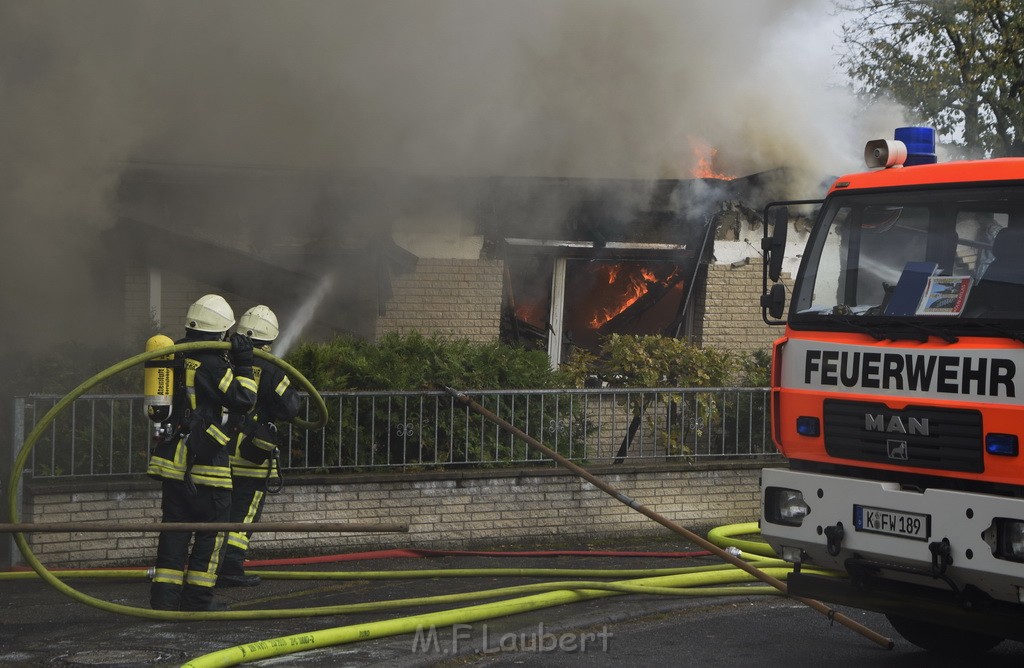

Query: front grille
left=823, top=399, right=983, bottom=473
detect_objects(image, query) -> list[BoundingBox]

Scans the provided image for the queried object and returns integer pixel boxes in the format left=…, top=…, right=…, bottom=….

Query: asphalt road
left=3, top=538, right=1024, bottom=667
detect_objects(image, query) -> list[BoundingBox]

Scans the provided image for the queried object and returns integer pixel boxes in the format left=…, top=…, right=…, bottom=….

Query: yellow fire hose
left=181, top=564, right=821, bottom=668
left=5, top=341, right=330, bottom=621
left=444, top=387, right=893, bottom=650
left=3, top=348, right=879, bottom=667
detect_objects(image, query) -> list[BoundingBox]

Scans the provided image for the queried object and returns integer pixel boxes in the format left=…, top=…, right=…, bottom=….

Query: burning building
left=110, top=161, right=799, bottom=364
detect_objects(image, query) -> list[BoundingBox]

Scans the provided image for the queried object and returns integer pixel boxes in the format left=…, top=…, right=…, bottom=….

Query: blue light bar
left=987, top=434, right=1019, bottom=457
left=796, top=417, right=820, bottom=437
left=895, top=127, right=937, bottom=166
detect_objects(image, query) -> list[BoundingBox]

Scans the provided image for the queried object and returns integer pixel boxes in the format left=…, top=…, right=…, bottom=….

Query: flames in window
left=500, top=154, right=734, bottom=354
left=587, top=263, right=682, bottom=329
left=504, top=258, right=688, bottom=353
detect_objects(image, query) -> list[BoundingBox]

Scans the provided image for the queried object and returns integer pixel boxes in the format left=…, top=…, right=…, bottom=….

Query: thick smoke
left=0, top=0, right=906, bottom=360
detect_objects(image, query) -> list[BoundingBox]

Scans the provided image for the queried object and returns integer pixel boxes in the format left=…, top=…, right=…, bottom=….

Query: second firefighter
left=218, top=305, right=301, bottom=587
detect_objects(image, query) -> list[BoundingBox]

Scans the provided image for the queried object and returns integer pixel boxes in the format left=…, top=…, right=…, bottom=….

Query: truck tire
left=885, top=614, right=1003, bottom=654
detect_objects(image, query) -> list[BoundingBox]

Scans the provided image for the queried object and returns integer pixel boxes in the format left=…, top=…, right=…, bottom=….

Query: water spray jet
left=276, top=272, right=336, bottom=357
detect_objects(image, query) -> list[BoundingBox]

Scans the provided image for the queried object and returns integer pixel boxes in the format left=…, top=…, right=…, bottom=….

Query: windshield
left=791, top=185, right=1024, bottom=326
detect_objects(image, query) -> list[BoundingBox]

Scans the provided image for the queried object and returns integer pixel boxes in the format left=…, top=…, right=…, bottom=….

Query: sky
left=0, top=0, right=910, bottom=359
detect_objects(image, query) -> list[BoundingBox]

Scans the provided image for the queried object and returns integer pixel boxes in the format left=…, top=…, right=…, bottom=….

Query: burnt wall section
left=19, top=462, right=767, bottom=567
left=376, top=258, right=504, bottom=342
left=701, top=257, right=791, bottom=353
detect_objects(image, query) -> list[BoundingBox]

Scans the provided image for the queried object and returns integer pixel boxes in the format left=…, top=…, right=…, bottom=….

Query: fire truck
left=758, top=127, right=1024, bottom=653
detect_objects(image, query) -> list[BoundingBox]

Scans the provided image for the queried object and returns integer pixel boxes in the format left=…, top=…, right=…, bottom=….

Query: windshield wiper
left=827, top=314, right=959, bottom=343
left=884, top=319, right=959, bottom=344
left=828, top=314, right=887, bottom=341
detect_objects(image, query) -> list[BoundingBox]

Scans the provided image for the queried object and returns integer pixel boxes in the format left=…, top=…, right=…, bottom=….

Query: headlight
left=988, top=518, right=1024, bottom=562
left=764, top=487, right=810, bottom=527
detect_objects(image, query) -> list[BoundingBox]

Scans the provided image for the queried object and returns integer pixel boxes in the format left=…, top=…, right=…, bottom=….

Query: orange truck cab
left=759, top=126, right=1024, bottom=653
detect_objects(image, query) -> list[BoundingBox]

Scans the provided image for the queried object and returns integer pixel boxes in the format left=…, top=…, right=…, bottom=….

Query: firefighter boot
left=216, top=573, right=262, bottom=587
left=150, top=582, right=182, bottom=611
left=179, top=583, right=225, bottom=611
left=218, top=546, right=261, bottom=587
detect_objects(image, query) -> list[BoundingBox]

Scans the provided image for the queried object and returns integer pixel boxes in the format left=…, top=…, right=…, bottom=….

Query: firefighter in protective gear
left=217, top=305, right=301, bottom=588
left=147, top=294, right=258, bottom=611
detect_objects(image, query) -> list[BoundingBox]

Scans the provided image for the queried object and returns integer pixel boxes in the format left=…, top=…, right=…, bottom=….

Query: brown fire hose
left=443, top=386, right=894, bottom=650
left=0, top=522, right=408, bottom=534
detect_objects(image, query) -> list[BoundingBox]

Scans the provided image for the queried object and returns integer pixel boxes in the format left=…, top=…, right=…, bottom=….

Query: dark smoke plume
left=1, top=0, right=905, bottom=362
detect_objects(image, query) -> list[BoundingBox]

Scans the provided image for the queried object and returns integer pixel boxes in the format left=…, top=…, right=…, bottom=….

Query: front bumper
left=761, top=467, right=1024, bottom=607
left=788, top=571, right=1024, bottom=642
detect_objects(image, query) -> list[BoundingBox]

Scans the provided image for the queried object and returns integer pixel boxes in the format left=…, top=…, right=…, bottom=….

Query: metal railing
left=13, top=387, right=775, bottom=480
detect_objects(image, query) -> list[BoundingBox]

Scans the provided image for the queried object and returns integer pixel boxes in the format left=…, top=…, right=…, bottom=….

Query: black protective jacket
left=230, top=353, right=301, bottom=479
left=147, top=334, right=258, bottom=489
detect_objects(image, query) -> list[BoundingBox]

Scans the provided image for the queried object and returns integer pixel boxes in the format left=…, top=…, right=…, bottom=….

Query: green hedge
left=277, top=333, right=770, bottom=468
left=285, top=332, right=769, bottom=392
left=6, top=332, right=769, bottom=395
left=285, top=331, right=569, bottom=391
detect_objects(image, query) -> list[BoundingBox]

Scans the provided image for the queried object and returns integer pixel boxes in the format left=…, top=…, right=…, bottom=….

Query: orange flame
left=514, top=302, right=546, bottom=325
left=589, top=265, right=677, bottom=329
left=689, top=140, right=733, bottom=180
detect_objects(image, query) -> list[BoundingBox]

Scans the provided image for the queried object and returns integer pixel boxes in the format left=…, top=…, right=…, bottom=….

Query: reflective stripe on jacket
left=230, top=358, right=301, bottom=478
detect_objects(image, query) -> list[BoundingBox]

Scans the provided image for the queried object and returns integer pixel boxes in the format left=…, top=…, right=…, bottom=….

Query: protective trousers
left=150, top=479, right=230, bottom=611
left=221, top=476, right=267, bottom=577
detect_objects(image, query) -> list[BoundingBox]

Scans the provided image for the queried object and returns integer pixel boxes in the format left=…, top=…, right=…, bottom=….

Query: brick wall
left=18, top=462, right=768, bottom=568
left=700, top=258, right=791, bottom=354
left=376, top=258, right=504, bottom=342
left=126, top=255, right=788, bottom=356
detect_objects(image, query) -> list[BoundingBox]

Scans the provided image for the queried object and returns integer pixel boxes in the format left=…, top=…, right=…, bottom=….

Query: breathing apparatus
left=143, top=334, right=176, bottom=425
left=143, top=332, right=195, bottom=493
left=142, top=333, right=183, bottom=451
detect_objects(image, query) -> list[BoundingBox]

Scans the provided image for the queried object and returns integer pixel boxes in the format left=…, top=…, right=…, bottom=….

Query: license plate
left=854, top=505, right=930, bottom=541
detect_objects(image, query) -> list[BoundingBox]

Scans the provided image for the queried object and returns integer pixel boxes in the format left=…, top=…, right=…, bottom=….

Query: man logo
left=865, top=413, right=929, bottom=436
left=887, top=439, right=909, bottom=461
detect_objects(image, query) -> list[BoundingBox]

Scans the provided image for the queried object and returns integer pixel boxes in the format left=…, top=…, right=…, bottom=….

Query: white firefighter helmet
left=238, top=304, right=279, bottom=342
left=185, top=294, right=235, bottom=333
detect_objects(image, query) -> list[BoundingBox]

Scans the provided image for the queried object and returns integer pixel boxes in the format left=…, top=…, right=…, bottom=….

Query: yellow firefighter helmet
left=185, top=294, right=235, bottom=333
left=238, top=304, right=279, bottom=342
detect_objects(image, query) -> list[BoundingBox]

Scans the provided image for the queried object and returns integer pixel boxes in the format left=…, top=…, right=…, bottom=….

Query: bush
left=285, top=331, right=567, bottom=391
left=736, top=347, right=772, bottom=387
left=558, top=336, right=769, bottom=459
left=282, top=333, right=579, bottom=469
left=561, top=336, right=770, bottom=389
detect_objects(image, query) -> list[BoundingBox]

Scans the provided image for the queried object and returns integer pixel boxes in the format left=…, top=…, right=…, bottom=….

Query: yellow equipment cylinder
left=144, top=334, right=175, bottom=423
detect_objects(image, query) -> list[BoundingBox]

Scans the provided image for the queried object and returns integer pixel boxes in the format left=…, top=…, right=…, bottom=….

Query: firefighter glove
left=229, top=332, right=254, bottom=367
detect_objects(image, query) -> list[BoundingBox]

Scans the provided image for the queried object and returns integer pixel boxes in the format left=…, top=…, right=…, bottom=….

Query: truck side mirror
left=761, top=283, right=786, bottom=321
left=765, top=207, right=788, bottom=283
